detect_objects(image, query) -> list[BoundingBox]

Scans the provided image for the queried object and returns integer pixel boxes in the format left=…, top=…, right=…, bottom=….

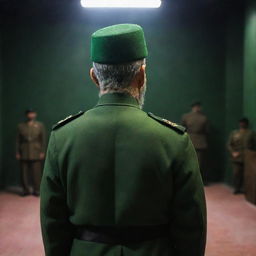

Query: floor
left=0, top=189, right=43, bottom=256
left=0, top=184, right=256, bottom=256
left=205, top=185, right=256, bottom=256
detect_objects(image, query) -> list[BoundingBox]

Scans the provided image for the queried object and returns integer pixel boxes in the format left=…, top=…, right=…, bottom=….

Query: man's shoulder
left=247, top=129, right=254, bottom=135
left=52, top=111, right=85, bottom=131
left=182, top=112, right=190, bottom=117
left=34, top=121, right=44, bottom=127
left=18, top=122, right=26, bottom=128
left=199, top=112, right=208, bottom=120
left=230, top=129, right=239, bottom=138
left=244, top=129, right=255, bottom=139
left=18, top=122, right=24, bottom=126
left=147, top=112, right=186, bottom=135
left=182, top=112, right=194, bottom=120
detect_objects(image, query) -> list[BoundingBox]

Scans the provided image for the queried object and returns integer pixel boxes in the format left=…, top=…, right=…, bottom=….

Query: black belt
left=76, top=224, right=169, bottom=245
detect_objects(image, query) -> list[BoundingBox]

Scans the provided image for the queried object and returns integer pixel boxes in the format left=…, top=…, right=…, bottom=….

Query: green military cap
left=91, top=24, right=148, bottom=64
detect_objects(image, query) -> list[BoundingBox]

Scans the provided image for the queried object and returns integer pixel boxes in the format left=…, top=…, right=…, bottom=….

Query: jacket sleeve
left=40, top=132, right=74, bottom=256
left=227, top=131, right=234, bottom=153
left=170, top=134, right=207, bottom=256
left=16, top=125, right=21, bottom=154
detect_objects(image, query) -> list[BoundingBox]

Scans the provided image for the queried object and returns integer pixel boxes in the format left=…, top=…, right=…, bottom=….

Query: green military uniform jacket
left=16, top=121, right=46, bottom=160
left=227, top=129, right=255, bottom=163
left=40, top=93, right=206, bottom=256
left=181, top=112, right=209, bottom=150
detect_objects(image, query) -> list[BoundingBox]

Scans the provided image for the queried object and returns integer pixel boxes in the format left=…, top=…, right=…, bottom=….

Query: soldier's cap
left=239, top=117, right=249, bottom=124
left=91, top=24, right=148, bottom=64
left=191, top=101, right=201, bottom=107
left=25, top=109, right=36, bottom=114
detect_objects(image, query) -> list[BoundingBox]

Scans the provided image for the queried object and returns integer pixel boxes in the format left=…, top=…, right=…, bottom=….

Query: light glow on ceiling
left=81, top=0, right=162, bottom=8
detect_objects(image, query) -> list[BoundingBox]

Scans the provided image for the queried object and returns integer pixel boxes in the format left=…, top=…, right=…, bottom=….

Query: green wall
left=0, top=30, right=3, bottom=188
left=1, top=5, right=227, bottom=187
left=223, top=0, right=256, bottom=184
left=224, top=8, right=244, bottom=183
left=244, top=0, right=256, bottom=129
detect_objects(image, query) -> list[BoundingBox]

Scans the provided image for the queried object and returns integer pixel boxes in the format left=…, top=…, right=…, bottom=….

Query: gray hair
left=93, top=59, right=145, bottom=93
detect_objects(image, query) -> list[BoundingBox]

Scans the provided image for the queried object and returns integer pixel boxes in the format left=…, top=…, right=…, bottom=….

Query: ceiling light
left=81, top=0, right=162, bottom=8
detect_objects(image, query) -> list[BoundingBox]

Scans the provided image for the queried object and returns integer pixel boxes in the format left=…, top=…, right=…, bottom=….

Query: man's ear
left=135, top=64, right=146, bottom=89
left=90, top=68, right=100, bottom=88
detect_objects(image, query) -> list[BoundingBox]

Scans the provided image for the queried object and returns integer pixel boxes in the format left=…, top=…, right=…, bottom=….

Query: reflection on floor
left=0, top=190, right=43, bottom=256
left=206, top=184, right=256, bottom=256
left=0, top=184, right=256, bottom=256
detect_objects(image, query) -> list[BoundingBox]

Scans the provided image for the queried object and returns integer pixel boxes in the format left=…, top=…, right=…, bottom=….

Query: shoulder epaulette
left=148, top=112, right=186, bottom=134
left=52, top=111, right=84, bottom=130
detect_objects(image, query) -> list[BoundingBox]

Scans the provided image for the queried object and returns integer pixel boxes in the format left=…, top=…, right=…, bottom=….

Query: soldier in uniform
left=40, top=24, right=206, bottom=256
left=181, top=102, right=209, bottom=184
left=16, top=109, right=46, bottom=196
left=227, top=118, right=255, bottom=194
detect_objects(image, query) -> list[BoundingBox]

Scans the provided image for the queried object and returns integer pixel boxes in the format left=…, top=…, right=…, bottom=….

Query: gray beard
left=138, top=83, right=147, bottom=109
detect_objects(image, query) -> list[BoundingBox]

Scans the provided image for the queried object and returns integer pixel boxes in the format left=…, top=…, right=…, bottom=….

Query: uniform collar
left=25, top=120, right=37, bottom=124
left=95, top=93, right=140, bottom=109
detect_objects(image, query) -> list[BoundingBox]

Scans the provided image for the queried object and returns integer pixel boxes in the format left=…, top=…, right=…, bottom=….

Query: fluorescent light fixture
left=81, top=0, right=162, bottom=8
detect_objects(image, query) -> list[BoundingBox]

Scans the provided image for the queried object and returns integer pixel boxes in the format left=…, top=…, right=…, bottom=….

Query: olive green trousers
left=20, top=160, right=42, bottom=194
left=232, top=162, right=244, bottom=192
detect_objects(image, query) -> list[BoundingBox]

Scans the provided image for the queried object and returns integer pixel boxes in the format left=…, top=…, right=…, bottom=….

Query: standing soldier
left=181, top=102, right=209, bottom=185
left=227, top=118, right=255, bottom=194
left=16, top=109, right=46, bottom=196
left=40, top=24, right=206, bottom=256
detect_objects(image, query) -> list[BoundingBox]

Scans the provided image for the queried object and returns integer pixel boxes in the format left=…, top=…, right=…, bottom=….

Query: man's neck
left=100, top=88, right=139, bottom=102
left=27, top=120, right=35, bottom=124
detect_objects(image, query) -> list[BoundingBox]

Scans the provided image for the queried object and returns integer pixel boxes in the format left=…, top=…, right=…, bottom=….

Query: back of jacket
left=181, top=112, right=209, bottom=150
left=40, top=93, right=206, bottom=256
